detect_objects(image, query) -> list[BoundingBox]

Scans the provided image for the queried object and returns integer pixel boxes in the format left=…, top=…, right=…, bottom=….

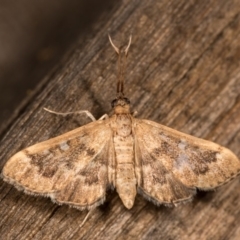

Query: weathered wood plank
left=1, top=0, right=240, bottom=239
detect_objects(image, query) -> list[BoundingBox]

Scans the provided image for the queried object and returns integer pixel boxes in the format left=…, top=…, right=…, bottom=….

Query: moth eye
left=111, top=99, right=118, bottom=108
left=123, top=97, right=130, bottom=104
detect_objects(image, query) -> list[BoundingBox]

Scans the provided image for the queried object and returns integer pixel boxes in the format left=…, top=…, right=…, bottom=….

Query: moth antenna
left=79, top=209, right=94, bottom=228
left=108, top=34, right=119, bottom=54
left=124, top=35, right=132, bottom=56
left=108, top=35, right=132, bottom=97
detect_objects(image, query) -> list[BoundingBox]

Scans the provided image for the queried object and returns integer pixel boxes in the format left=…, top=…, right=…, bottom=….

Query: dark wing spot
left=159, top=141, right=179, bottom=159
left=78, top=165, right=101, bottom=185
left=86, top=148, right=95, bottom=156
left=65, top=162, right=75, bottom=170
left=141, top=149, right=169, bottom=186
left=142, top=152, right=157, bottom=164
left=188, top=149, right=218, bottom=175
left=85, top=175, right=99, bottom=185
left=79, top=143, right=86, bottom=151
left=161, top=141, right=169, bottom=152
left=153, top=148, right=161, bottom=156
left=192, top=163, right=209, bottom=175
left=78, top=169, right=88, bottom=176
left=202, top=150, right=218, bottom=163
left=152, top=165, right=168, bottom=185
left=42, top=166, right=58, bottom=178
left=152, top=174, right=167, bottom=185
left=29, top=151, right=59, bottom=178
left=49, top=146, right=61, bottom=155
left=30, top=153, right=45, bottom=172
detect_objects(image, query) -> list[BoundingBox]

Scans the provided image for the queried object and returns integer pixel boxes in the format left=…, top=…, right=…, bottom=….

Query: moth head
left=111, top=97, right=131, bottom=114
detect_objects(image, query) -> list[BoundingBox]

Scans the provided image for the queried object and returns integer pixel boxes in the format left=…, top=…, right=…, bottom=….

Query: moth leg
left=43, top=108, right=96, bottom=121
left=132, top=111, right=138, bottom=117
left=79, top=209, right=94, bottom=228
left=98, top=114, right=109, bottom=120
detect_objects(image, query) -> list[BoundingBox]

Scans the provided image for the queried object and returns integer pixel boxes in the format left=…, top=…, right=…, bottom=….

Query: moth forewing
left=2, top=120, right=113, bottom=210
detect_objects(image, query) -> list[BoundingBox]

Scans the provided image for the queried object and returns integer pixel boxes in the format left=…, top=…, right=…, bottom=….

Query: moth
left=2, top=36, right=240, bottom=221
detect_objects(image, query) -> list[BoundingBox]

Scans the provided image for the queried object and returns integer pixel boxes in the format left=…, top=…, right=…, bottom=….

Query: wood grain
left=1, top=0, right=240, bottom=239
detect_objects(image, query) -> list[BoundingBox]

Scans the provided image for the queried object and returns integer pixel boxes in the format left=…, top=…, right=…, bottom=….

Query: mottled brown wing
left=2, top=120, right=115, bottom=210
left=134, top=119, right=240, bottom=206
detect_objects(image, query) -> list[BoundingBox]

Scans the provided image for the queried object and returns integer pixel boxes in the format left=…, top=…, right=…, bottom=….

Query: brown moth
left=2, top=36, right=240, bottom=220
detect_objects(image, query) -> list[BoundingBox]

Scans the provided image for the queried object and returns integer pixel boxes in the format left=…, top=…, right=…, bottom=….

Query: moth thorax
left=115, top=115, right=132, bottom=137
left=114, top=105, right=131, bottom=114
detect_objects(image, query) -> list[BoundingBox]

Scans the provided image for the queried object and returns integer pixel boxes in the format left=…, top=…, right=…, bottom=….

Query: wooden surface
left=1, top=0, right=240, bottom=239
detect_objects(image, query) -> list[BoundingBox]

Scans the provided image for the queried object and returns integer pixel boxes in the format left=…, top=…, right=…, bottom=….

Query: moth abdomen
left=116, top=163, right=137, bottom=209
left=113, top=119, right=137, bottom=209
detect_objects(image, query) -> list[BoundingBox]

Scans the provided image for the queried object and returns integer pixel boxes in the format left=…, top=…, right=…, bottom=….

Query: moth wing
left=2, top=120, right=115, bottom=210
left=134, top=119, right=240, bottom=206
